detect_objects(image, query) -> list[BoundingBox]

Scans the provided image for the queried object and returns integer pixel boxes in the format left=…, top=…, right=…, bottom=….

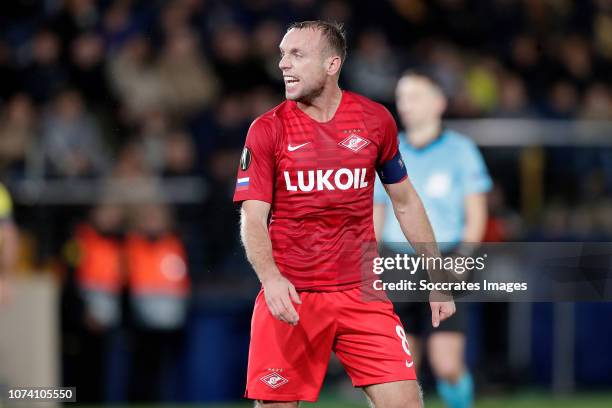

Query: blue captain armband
left=377, top=151, right=407, bottom=184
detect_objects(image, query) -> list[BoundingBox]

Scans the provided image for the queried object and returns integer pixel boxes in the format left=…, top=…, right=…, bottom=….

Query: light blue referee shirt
left=374, top=128, right=492, bottom=252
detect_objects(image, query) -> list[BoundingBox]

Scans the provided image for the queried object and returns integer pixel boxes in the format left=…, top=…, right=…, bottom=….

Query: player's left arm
left=372, top=177, right=389, bottom=242
left=375, top=108, right=438, bottom=257
left=463, top=193, right=488, bottom=243
left=383, top=178, right=438, bottom=258
left=383, top=178, right=456, bottom=327
left=376, top=107, right=454, bottom=326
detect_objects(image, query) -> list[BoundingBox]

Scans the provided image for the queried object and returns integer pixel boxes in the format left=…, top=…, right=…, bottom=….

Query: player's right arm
left=375, top=108, right=454, bottom=327
left=240, top=200, right=301, bottom=326
left=234, top=117, right=301, bottom=326
left=373, top=173, right=388, bottom=243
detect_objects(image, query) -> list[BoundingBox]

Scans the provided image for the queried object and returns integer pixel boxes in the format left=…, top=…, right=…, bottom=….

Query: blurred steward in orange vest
left=74, top=202, right=125, bottom=330
left=68, top=202, right=125, bottom=403
left=125, top=202, right=190, bottom=330
left=124, top=202, right=190, bottom=402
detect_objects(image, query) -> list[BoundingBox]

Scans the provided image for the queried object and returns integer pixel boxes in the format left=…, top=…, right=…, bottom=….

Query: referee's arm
left=462, top=193, right=488, bottom=243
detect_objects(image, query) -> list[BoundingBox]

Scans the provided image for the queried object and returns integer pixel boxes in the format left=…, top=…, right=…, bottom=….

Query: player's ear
left=439, top=95, right=448, bottom=115
left=434, top=92, right=447, bottom=116
left=325, top=55, right=342, bottom=76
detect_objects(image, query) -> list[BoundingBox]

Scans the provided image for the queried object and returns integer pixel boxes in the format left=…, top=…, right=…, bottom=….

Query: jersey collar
left=401, top=126, right=446, bottom=152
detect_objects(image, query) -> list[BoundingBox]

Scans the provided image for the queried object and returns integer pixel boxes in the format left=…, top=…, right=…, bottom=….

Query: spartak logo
left=339, top=134, right=370, bottom=152
left=260, top=372, right=289, bottom=389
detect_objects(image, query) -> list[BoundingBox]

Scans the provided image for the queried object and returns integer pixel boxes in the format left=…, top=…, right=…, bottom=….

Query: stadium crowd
left=0, top=0, right=609, bottom=274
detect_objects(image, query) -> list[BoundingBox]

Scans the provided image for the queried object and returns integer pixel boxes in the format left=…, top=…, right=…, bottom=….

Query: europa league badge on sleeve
left=240, top=147, right=252, bottom=171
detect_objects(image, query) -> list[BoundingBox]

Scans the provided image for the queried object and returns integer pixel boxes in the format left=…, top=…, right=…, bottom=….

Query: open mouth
left=284, top=76, right=300, bottom=86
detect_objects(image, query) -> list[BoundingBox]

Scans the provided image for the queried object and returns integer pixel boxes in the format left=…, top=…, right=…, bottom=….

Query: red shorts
left=245, top=286, right=417, bottom=402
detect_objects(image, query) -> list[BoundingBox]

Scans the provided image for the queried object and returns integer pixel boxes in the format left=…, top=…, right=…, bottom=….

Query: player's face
left=396, top=77, right=446, bottom=129
left=278, top=28, right=329, bottom=102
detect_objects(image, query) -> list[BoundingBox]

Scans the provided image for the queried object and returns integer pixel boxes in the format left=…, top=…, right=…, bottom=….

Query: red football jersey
left=234, top=91, right=404, bottom=291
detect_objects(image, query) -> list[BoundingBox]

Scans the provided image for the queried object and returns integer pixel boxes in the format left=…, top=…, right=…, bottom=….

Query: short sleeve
left=461, top=141, right=492, bottom=194
left=233, top=117, right=277, bottom=204
left=375, top=107, right=406, bottom=184
left=0, top=184, right=13, bottom=220
left=376, top=107, right=399, bottom=167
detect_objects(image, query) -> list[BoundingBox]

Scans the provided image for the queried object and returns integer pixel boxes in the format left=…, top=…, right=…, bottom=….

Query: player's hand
left=429, top=290, right=455, bottom=328
left=262, top=274, right=301, bottom=326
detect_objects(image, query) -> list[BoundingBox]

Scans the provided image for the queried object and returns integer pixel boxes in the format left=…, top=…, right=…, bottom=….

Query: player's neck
left=407, top=122, right=442, bottom=148
left=296, top=85, right=343, bottom=123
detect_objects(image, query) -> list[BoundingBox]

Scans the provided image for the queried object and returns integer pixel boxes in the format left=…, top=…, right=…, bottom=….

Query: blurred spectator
left=124, top=202, right=189, bottom=402
left=567, top=204, right=597, bottom=240
left=0, top=41, right=19, bottom=100
left=320, top=0, right=353, bottom=25
left=529, top=200, right=572, bottom=241
left=579, top=83, right=612, bottom=119
left=73, top=203, right=125, bottom=331
left=558, top=34, right=594, bottom=91
left=69, top=32, right=112, bottom=109
left=506, top=33, right=548, bottom=100
left=211, top=24, right=267, bottom=94
left=112, top=141, right=151, bottom=180
left=209, top=94, right=251, bottom=153
left=49, top=0, right=100, bottom=51
left=427, top=42, right=465, bottom=100
left=494, top=74, right=535, bottom=117
left=156, top=28, right=219, bottom=118
left=593, top=199, right=612, bottom=239
left=36, top=89, right=110, bottom=178
left=344, top=29, right=402, bottom=104
left=64, top=202, right=123, bottom=403
left=129, top=116, right=199, bottom=178
left=0, top=93, right=37, bottom=177
left=545, top=80, right=579, bottom=119
left=245, top=86, right=282, bottom=119
left=107, top=35, right=164, bottom=122
left=593, top=4, right=612, bottom=60
left=251, top=20, right=285, bottom=88
left=158, top=0, right=201, bottom=38
left=483, top=183, right=523, bottom=242
left=275, top=0, right=319, bottom=25
left=106, top=141, right=161, bottom=205
left=162, top=130, right=198, bottom=177
left=125, top=203, right=190, bottom=330
left=137, top=110, right=170, bottom=174
left=101, top=0, right=139, bottom=52
left=21, top=30, right=68, bottom=104
left=464, top=58, right=500, bottom=114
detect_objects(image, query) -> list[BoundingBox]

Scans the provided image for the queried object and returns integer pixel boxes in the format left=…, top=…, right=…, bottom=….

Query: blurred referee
left=374, top=71, right=492, bottom=408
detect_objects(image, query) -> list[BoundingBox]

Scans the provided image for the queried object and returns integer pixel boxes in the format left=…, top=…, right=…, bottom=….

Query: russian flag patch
left=236, top=177, right=250, bottom=191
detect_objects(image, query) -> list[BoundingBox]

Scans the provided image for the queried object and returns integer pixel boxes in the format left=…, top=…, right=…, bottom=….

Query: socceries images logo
left=339, top=134, right=370, bottom=152
left=260, top=372, right=289, bottom=389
